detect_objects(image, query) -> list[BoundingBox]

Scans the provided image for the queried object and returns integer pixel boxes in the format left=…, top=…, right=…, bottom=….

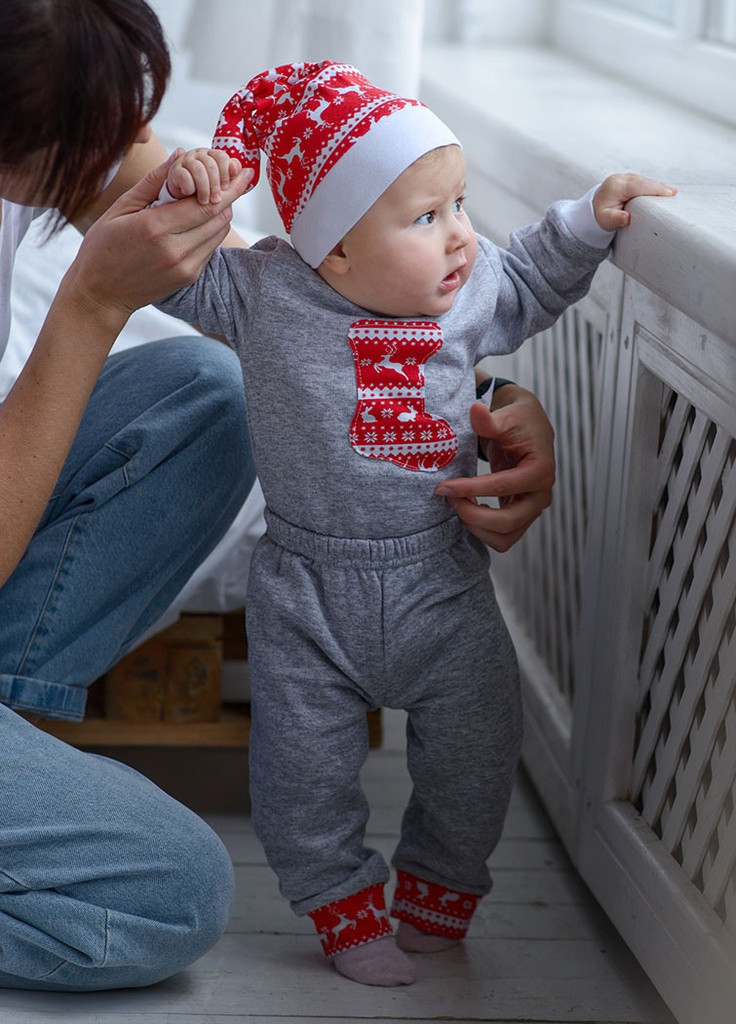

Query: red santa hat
left=212, top=60, right=460, bottom=268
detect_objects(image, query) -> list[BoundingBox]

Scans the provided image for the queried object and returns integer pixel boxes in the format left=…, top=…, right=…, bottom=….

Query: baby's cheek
left=463, top=236, right=479, bottom=281
left=468, top=232, right=479, bottom=263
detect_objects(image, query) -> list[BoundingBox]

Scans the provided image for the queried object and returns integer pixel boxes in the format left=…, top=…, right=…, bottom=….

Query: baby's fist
left=593, top=173, right=676, bottom=231
left=166, top=147, right=242, bottom=205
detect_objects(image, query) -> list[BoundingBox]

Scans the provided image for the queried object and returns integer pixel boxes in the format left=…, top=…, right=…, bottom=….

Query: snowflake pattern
left=347, top=320, right=458, bottom=472
left=390, top=870, right=480, bottom=941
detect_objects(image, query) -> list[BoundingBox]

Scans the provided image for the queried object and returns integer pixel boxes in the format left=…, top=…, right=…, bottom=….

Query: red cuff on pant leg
left=390, top=870, right=480, bottom=940
left=308, top=884, right=393, bottom=958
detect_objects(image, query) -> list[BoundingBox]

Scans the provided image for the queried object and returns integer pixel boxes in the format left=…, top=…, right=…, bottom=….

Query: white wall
left=424, top=0, right=550, bottom=43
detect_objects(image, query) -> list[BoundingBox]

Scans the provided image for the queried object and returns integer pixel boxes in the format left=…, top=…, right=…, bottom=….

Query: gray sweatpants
left=246, top=510, right=523, bottom=917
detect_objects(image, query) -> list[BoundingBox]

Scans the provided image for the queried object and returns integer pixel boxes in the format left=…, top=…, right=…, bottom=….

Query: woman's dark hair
left=0, top=0, right=171, bottom=224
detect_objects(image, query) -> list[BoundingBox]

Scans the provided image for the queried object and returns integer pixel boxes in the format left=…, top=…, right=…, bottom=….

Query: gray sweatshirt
left=158, top=205, right=608, bottom=539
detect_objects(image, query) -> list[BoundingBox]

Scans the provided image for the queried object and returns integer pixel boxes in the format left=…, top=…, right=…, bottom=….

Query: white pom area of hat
left=290, top=104, right=460, bottom=269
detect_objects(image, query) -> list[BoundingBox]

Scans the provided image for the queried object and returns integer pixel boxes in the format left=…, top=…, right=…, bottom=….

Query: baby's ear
left=320, top=240, right=349, bottom=275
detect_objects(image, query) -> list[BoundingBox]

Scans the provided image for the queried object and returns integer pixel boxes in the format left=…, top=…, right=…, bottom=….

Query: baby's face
left=334, top=145, right=477, bottom=318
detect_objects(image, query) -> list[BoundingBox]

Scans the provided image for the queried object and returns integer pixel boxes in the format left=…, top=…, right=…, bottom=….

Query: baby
left=156, top=60, right=675, bottom=988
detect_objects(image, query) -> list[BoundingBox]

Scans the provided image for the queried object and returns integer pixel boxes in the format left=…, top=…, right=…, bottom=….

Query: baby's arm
left=594, top=173, right=677, bottom=230
left=474, top=172, right=677, bottom=359
left=156, top=147, right=242, bottom=206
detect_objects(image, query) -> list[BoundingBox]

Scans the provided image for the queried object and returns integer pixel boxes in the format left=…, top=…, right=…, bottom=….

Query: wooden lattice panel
left=632, top=385, right=736, bottom=932
left=493, top=304, right=605, bottom=701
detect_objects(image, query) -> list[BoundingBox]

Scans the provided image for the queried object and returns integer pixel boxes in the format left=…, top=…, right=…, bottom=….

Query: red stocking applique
left=348, top=319, right=458, bottom=472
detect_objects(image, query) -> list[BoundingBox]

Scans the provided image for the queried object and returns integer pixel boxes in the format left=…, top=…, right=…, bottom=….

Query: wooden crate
left=104, top=614, right=223, bottom=725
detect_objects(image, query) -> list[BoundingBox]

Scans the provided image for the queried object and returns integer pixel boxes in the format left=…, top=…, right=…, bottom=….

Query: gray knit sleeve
left=473, top=204, right=611, bottom=360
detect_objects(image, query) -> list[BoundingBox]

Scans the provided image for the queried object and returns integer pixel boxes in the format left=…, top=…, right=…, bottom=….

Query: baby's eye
left=453, top=196, right=466, bottom=213
left=415, top=211, right=435, bottom=225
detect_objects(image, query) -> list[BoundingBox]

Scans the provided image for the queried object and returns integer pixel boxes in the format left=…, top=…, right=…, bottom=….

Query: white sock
left=396, top=920, right=459, bottom=953
left=332, top=935, right=416, bottom=986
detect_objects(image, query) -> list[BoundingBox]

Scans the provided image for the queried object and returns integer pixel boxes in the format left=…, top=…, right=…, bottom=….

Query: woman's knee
left=0, top=741, right=236, bottom=991
left=103, top=802, right=236, bottom=988
left=108, top=336, right=248, bottom=447
left=84, top=755, right=236, bottom=981
left=175, top=334, right=242, bottom=399
left=169, top=814, right=236, bottom=959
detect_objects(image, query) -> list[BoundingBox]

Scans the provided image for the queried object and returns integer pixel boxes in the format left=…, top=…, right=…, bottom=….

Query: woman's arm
left=436, top=377, right=555, bottom=552
left=0, top=155, right=248, bottom=586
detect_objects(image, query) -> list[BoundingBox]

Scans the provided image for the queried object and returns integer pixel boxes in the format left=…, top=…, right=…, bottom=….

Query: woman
left=0, top=0, right=553, bottom=992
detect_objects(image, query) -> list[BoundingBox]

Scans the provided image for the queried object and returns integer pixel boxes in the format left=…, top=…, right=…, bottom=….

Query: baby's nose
left=449, top=222, right=470, bottom=250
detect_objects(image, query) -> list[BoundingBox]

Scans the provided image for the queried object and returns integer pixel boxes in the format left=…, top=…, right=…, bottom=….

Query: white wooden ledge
left=421, top=44, right=736, bottom=346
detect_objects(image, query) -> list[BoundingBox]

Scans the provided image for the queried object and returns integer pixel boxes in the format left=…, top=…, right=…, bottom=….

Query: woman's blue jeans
left=0, top=336, right=253, bottom=989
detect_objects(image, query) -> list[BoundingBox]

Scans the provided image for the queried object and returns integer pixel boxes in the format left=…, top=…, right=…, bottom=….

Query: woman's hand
left=67, top=151, right=251, bottom=330
left=436, top=383, right=555, bottom=551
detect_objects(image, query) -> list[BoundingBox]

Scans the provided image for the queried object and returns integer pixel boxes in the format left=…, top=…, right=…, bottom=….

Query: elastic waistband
left=264, top=509, right=466, bottom=568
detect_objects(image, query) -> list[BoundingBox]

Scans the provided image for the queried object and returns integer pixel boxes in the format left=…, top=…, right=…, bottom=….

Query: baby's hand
left=166, top=147, right=242, bottom=205
left=593, top=173, right=677, bottom=231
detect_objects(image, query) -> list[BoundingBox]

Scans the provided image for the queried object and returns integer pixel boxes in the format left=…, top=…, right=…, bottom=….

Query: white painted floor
left=0, top=710, right=676, bottom=1024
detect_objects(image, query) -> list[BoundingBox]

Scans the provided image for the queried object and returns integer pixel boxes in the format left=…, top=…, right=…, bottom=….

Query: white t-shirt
left=0, top=200, right=42, bottom=363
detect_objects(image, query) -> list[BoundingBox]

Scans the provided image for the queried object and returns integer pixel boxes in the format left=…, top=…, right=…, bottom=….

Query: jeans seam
left=0, top=867, right=28, bottom=889
left=104, top=442, right=132, bottom=487
left=27, top=908, right=112, bottom=981
left=17, top=516, right=79, bottom=677
left=33, top=961, right=67, bottom=982
left=102, top=908, right=111, bottom=966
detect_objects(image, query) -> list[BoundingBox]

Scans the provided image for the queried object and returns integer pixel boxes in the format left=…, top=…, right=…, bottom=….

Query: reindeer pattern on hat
left=211, top=61, right=424, bottom=237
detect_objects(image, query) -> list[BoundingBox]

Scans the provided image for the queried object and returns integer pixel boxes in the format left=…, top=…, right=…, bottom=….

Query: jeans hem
left=0, top=673, right=88, bottom=721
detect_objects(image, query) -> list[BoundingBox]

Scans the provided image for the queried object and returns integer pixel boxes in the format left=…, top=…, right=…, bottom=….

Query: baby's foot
left=396, top=920, right=459, bottom=953
left=333, top=935, right=416, bottom=986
